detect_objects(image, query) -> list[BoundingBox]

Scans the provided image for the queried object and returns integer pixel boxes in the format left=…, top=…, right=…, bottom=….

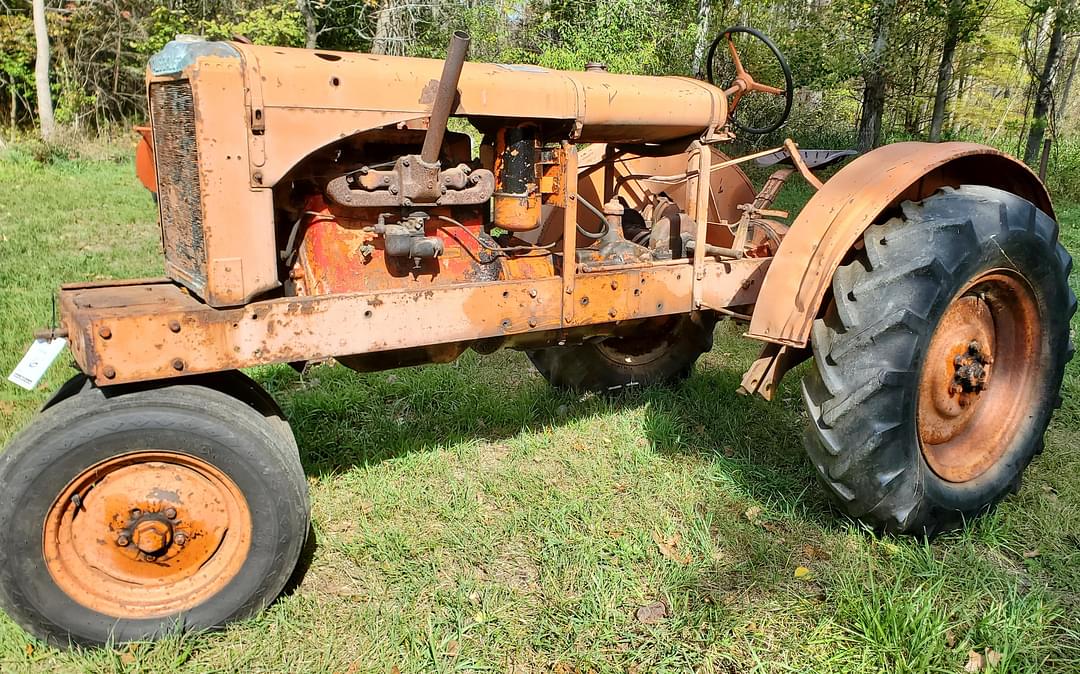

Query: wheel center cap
left=132, top=519, right=172, bottom=555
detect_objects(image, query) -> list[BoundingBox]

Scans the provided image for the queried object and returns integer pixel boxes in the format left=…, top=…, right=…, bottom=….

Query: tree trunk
left=32, top=0, right=56, bottom=142
left=691, top=0, right=712, bottom=78
left=1023, top=6, right=1067, bottom=164
left=1057, top=39, right=1079, bottom=125
left=298, top=0, right=317, bottom=49
left=371, top=0, right=396, bottom=55
left=929, top=4, right=963, bottom=141
left=857, top=0, right=896, bottom=152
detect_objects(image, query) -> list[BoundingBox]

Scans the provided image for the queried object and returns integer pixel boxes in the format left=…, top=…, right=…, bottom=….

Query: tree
left=298, top=0, right=318, bottom=49
left=31, top=0, right=55, bottom=141
left=857, top=0, right=897, bottom=152
left=1023, top=0, right=1074, bottom=163
left=929, top=0, right=988, bottom=141
left=690, top=0, right=711, bottom=77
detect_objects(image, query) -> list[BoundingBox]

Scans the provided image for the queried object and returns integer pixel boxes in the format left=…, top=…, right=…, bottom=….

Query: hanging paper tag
left=8, top=338, right=68, bottom=391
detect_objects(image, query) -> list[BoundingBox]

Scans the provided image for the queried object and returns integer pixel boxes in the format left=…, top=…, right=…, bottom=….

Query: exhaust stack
left=420, top=31, right=470, bottom=165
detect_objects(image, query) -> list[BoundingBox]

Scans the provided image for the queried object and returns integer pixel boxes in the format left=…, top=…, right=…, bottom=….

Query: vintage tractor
left=1, top=28, right=1074, bottom=647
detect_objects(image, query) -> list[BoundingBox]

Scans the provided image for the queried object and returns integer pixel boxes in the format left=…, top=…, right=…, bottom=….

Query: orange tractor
left=1, top=29, right=1074, bottom=647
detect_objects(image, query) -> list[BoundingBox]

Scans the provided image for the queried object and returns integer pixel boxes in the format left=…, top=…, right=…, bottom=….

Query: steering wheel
left=706, top=26, right=794, bottom=135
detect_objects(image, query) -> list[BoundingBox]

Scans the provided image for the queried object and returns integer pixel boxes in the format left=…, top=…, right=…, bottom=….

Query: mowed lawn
left=0, top=152, right=1078, bottom=674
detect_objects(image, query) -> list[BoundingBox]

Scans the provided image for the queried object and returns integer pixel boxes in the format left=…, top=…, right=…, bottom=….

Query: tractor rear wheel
left=527, top=312, right=716, bottom=393
left=803, top=185, right=1075, bottom=535
left=0, top=383, right=310, bottom=647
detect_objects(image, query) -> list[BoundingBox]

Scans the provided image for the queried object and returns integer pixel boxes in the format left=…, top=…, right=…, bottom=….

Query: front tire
left=0, top=383, right=310, bottom=647
left=803, top=185, right=1075, bottom=535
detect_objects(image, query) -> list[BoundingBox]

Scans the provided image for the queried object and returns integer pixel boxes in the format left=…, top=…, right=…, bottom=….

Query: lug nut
left=116, top=534, right=130, bottom=547
left=164, top=507, right=177, bottom=519
left=131, top=508, right=142, bottom=518
left=174, top=532, right=187, bottom=545
left=98, top=326, right=112, bottom=339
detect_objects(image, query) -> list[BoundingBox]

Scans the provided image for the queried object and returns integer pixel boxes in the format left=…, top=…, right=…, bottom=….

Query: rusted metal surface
left=148, top=58, right=278, bottom=307
left=294, top=198, right=501, bottom=295
left=420, top=31, right=469, bottom=165
left=746, top=142, right=1053, bottom=347
left=141, top=35, right=736, bottom=307
left=492, top=125, right=542, bottom=231
left=133, top=126, right=156, bottom=193
left=737, top=342, right=809, bottom=400
left=43, top=451, right=250, bottom=618
left=59, top=256, right=768, bottom=385
left=324, top=158, right=494, bottom=208
left=917, top=271, right=1042, bottom=483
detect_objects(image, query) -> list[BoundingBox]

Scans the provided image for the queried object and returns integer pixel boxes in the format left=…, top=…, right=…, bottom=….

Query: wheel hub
left=127, top=516, right=174, bottom=555
left=951, top=340, right=991, bottom=395
left=917, top=271, right=1043, bottom=483
left=43, top=451, right=251, bottom=618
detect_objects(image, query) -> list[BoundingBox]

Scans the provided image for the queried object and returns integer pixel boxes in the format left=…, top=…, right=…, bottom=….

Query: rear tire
left=0, top=384, right=310, bottom=647
left=527, top=312, right=716, bottom=393
left=802, top=186, right=1075, bottom=535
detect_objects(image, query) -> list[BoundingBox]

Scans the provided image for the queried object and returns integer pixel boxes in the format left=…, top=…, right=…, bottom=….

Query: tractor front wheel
left=803, top=185, right=1075, bottom=535
left=527, top=312, right=716, bottom=393
left=0, top=383, right=310, bottom=647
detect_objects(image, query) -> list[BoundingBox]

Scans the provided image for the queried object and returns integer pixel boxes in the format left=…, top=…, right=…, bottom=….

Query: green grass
left=0, top=152, right=1078, bottom=673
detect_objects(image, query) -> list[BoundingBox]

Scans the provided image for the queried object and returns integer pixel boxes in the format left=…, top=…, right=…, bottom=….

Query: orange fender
left=746, top=141, right=1052, bottom=347
left=134, top=126, right=156, bottom=193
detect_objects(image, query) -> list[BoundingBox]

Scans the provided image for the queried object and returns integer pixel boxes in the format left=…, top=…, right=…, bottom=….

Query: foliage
left=0, top=0, right=1076, bottom=189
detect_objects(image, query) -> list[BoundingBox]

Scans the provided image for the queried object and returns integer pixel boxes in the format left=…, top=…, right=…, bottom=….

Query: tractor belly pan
left=60, top=259, right=766, bottom=385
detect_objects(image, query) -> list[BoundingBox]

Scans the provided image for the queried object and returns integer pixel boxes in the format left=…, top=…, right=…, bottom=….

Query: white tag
left=8, top=338, right=68, bottom=391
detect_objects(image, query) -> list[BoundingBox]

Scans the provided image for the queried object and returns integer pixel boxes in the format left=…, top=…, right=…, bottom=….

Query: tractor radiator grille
left=150, top=80, right=207, bottom=288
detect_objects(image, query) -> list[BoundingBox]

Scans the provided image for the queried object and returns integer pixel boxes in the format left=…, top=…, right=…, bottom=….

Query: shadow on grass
left=255, top=348, right=837, bottom=525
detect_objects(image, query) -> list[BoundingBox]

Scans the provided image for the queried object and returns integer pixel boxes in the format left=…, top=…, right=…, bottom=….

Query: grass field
left=0, top=152, right=1078, bottom=673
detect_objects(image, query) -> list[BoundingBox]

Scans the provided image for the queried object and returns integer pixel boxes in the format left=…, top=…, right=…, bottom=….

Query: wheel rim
left=43, top=451, right=251, bottom=618
left=917, top=270, right=1043, bottom=483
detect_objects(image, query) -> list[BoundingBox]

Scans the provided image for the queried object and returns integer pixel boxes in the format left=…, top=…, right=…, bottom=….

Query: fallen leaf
left=1023, top=549, right=1040, bottom=559
left=802, top=544, right=831, bottom=561
left=23, top=643, right=33, bottom=657
left=985, top=649, right=1001, bottom=667
left=391, top=667, right=401, bottom=674
left=964, top=650, right=984, bottom=672
left=446, top=640, right=459, bottom=658
left=120, top=651, right=136, bottom=666
left=945, top=629, right=957, bottom=648
left=635, top=600, right=669, bottom=624
left=652, top=531, right=691, bottom=564
left=744, top=506, right=762, bottom=522
left=468, top=591, right=480, bottom=604
left=794, top=565, right=811, bottom=579
left=472, top=612, right=485, bottom=624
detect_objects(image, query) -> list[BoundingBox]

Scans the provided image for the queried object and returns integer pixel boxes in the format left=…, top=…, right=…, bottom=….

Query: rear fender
left=746, top=142, right=1052, bottom=347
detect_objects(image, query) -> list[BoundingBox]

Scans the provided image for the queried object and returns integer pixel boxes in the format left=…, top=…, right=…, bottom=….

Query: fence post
left=1039, top=138, right=1052, bottom=181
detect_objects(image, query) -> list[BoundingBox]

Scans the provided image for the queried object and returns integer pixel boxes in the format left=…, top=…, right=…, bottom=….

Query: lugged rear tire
left=527, top=312, right=716, bottom=393
left=802, top=185, right=1075, bottom=536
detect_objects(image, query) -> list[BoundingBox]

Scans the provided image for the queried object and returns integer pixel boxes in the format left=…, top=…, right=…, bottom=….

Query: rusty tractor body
left=2, top=29, right=1073, bottom=647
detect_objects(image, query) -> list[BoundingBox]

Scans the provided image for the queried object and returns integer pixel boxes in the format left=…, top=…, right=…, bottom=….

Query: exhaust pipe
left=420, top=31, right=470, bottom=165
